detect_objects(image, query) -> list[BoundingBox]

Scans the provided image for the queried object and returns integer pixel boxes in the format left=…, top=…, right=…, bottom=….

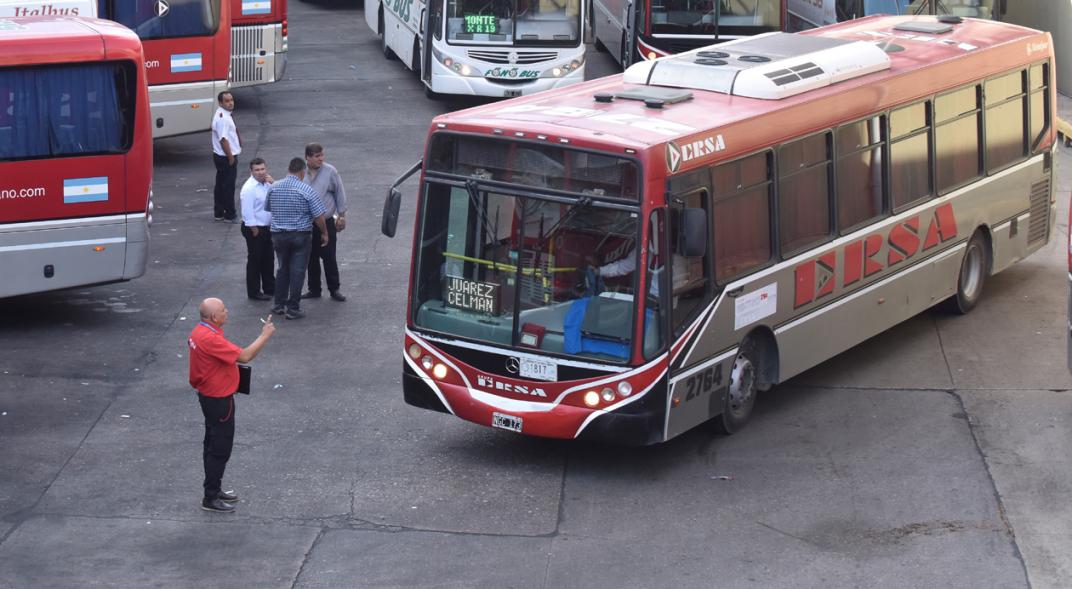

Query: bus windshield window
left=0, top=63, right=134, bottom=161
left=652, top=0, right=781, bottom=36
left=428, top=134, right=639, bottom=200
left=102, top=0, right=220, bottom=40
left=412, top=183, right=641, bottom=363
left=446, top=0, right=581, bottom=45
left=903, top=0, right=998, bottom=18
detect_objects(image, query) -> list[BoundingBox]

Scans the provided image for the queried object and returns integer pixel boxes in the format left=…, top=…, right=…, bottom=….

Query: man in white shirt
left=239, top=158, right=275, bottom=300
left=211, top=91, right=242, bottom=223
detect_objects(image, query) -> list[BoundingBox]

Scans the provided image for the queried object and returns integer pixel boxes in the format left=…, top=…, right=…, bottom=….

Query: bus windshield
left=412, top=182, right=643, bottom=362
left=652, top=0, right=781, bottom=36
left=100, top=0, right=220, bottom=40
left=446, top=0, right=582, bottom=46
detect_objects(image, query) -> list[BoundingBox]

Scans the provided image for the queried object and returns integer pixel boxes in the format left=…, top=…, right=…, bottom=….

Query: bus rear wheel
left=713, top=342, right=758, bottom=435
left=945, top=230, right=989, bottom=314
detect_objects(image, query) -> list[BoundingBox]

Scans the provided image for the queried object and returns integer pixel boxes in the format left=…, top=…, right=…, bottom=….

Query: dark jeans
left=241, top=224, right=275, bottom=297
left=308, top=217, right=339, bottom=294
left=212, top=154, right=238, bottom=219
left=198, top=393, right=235, bottom=500
left=272, top=231, right=312, bottom=311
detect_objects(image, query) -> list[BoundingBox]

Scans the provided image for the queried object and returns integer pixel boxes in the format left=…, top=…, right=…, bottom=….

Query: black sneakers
left=201, top=497, right=235, bottom=513
left=329, top=291, right=347, bottom=302
left=284, top=309, right=306, bottom=320
left=301, top=291, right=321, bottom=299
left=218, top=489, right=239, bottom=503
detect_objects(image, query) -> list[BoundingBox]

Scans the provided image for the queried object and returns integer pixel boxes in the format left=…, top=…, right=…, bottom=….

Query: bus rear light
left=421, top=356, right=434, bottom=371
left=583, top=391, right=600, bottom=407
left=408, top=344, right=422, bottom=359
left=282, top=19, right=287, bottom=38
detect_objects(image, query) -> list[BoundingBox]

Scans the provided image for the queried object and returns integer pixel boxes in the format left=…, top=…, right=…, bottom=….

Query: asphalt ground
left=2, top=1, right=1071, bottom=587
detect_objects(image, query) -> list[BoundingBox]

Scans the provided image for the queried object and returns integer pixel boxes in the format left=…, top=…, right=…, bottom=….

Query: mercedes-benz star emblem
left=505, top=357, right=520, bottom=374
left=154, top=0, right=170, bottom=18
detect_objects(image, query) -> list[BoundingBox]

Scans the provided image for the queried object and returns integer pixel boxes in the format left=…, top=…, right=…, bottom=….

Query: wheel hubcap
left=728, top=356, right=756, bottom=416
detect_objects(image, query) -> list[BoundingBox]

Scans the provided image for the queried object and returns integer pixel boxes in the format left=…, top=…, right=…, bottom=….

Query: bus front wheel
left=945, top=230, right=989, bottom=315
left=714, top=341, right=758, bottom=435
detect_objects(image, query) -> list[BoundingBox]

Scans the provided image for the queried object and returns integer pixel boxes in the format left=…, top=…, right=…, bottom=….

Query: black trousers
left=241, top=224, right=275, bottom=297
left=212, top=154, right=238, bottom=219
left=198, top=393, right=235, bottom=500
left=308, top=217, right=339, bottom=294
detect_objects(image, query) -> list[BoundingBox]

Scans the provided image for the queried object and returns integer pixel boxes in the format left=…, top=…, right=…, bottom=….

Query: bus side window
left=712, top=151, right=773, bottom=282
left=1028, top=62, right=1051, bottom=152
left=935, top=84, right=982, bottom=194
left=985, top=69, right=1029, bottom=172
left=643, top=209, right=666, bottom=360
left=777, top=131, right=833, bottom=255
left=836, top=115, right=886, bottom=233
left=670, top=190, right=710, bottom=337
left=889, top=100, right=933, bottom=210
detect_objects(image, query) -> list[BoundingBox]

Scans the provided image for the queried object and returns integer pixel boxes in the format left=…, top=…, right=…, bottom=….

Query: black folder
left=237, top=364, right=251, bottom=395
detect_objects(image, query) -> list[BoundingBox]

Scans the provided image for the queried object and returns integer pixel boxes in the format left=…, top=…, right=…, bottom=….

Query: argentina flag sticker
left=242, top=0, right=271, bottom=14
left=63, top=177, right=108, bottom=204
left=170, top=52, right=203, bottom=73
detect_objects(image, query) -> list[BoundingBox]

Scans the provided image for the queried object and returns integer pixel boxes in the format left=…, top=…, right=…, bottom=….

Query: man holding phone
left=187, top=298, right=276, bottom=513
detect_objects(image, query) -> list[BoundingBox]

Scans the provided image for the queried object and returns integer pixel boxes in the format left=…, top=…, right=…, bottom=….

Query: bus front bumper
left=402, top=362, right=666, bottom=446
left=429, top=64, right=585, bottom=98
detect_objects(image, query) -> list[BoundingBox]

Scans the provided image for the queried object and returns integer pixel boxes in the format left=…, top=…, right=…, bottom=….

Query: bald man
left=187, top=297, right=275, bottom=513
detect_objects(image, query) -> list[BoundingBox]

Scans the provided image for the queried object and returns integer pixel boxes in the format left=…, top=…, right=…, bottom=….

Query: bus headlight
left=421, top=356, right=434, bottom=371
left=459, top=64, right=472, bottom=76
left=583, top=391, right=600, bottom=407
left=601, top=388, right=615, bottom=403
left=408, top=344, right=422, bottom=359
left=617, top=381, right=633, bottom=396
left=433, top=364, right=449, bottom=379
left=552, top=67, right=563, bottom=77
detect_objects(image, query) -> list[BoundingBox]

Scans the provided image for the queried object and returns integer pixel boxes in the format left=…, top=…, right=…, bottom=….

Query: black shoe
left=301, top=291, right=321, bottom=299
left=329, top=291, right=347, bottom=302
left=285, top=309, right=306, bottom=320
left=248, top=293, right=271, bottom=301
left=272, top=306, right=285, bottom=315
left=214, top=216, right=224, bottom=222
left=218, top=489, right=239, bottom=503
left=224, top=217, right=240, bottom=225
left=201, top=497, right=235, bottom=513
left=264, top=291, right=275, bottom=297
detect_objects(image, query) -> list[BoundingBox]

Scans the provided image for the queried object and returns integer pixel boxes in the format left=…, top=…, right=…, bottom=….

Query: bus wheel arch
left=749, top=327, right=780, bottom=392
left=945, top=226, right=992, bottom=315
left=411, top=37, right=421, bottom=75
left=713, top=329, right=776, bottom=435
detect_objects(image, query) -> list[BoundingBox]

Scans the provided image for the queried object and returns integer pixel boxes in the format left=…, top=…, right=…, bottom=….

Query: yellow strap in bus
left=443, top=251, right=577, bottom=275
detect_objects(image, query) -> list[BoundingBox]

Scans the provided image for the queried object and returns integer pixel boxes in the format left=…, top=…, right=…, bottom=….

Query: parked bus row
left=380, top=15, right=1057, bottom=443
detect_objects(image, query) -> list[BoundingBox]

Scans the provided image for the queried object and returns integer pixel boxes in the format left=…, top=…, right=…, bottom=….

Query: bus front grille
left=468, top=50, right=510, bottom=64
left=515, top=52, right=557, bottom=64
left=467, top=50, right=558, bottom=65
left=231, top=25, right=270, bottom=84
left=1027, top=177, right=1050, bottom=245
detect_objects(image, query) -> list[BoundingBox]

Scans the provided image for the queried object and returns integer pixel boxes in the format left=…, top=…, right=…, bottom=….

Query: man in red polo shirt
left=188, top=297, right=275, bottom=512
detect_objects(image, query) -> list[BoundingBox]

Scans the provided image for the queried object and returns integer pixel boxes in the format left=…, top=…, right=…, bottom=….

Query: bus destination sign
left=464, top=14, right=497, bottom=34
left=445, top=275, right=500, bottom=315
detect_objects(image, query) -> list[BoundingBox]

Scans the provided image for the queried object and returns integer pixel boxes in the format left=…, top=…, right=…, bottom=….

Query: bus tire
left=713, top=341, right=759, bottom=435
left=411, top=39, right=421, bottom=75
left=380, top=13, right=396, bottom=60
left=944, top=230, right=989, bottom=315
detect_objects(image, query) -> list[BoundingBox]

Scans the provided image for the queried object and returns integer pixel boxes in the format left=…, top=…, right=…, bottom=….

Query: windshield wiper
left=465, top=179, right=499, bottom=247
left=535, top=195, right=592, bottom=250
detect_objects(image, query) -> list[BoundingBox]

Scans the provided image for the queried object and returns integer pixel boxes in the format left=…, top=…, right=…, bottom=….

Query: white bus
left=366, top=0, right=588, bottom=98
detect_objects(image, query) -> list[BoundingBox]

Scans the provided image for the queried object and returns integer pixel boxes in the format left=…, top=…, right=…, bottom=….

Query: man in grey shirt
left=301, top=142, right=348, bottom=302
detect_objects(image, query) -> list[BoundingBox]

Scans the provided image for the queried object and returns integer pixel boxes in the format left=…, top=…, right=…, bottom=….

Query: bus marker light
left=583, top=391, right=600, bottom=407
left=433, top=364, right=448, bottom=379
left=618, top=381, right=632, bottom=396
left=601, top=388, right=615, bottom=403
left=408, top=344, right=422, bottom=359
left=421, top=356, right=434, bottom=371
left=671, top=397, right=681, bottom=407
left=191, top=104, right=200, bottom=109
left=93, top=246, right=106, bottom=252
left=437, top=123, right=447, bottom=128
left=515, top=132, right=525, bottom=137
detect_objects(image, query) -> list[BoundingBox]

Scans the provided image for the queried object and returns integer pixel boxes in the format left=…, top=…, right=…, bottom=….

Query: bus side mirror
left=381, top=187, right=402, bottom=238
left=678, top=207, right=707, bottom=257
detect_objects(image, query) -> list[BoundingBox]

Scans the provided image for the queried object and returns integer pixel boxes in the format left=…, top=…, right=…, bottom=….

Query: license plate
left=503, top=89, right=521, bottom=97
left=519, top=357, right=557, bottom=381
left=492, top=412, right=522, bottom=433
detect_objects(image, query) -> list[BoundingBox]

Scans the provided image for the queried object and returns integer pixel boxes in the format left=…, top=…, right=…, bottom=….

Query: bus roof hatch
left=623, top=32, right=891, bottom=101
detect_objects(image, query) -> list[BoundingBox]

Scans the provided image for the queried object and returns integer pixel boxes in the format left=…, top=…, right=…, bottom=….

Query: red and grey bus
left=229, top=0, right=287, bottom=88
left=2, top=1, right=231, bottom=138
left=381, top=15, right=1056, bottom=443
left=0, top=17, right=153, bottom=298
left=590, top=0, right=786, bottom=69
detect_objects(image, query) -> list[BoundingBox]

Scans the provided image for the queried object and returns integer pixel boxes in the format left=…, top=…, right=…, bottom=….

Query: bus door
left=621, top=0, right=636, bottom=68
left=420, top=1, right=436, bottom=86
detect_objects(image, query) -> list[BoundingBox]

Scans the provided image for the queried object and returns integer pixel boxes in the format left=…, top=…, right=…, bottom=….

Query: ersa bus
left=380, top=15, right=1056, bottom=444
left=229, top=0, right=287, bottom=88
left=0, top=17, right=153, bottom=298
left=366, top=0, right=588, bottom=98
left=590, top=0, right=785, bottom=69
left=787, top=0, right=1005, bottom=31
left=0, top=0, right=231, bottom=138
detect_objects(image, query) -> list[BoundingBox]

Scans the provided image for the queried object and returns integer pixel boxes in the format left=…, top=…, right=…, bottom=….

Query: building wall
left=1003, top=0, right=1072, bottom=94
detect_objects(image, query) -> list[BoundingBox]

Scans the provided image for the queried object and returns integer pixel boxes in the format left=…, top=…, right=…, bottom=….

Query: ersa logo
left=666, top=134, right=725, bottom=173
left=476, top=374, right=547, bottom=398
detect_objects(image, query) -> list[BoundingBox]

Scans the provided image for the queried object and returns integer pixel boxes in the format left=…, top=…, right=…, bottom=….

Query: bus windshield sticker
left=734, top=283, right=777, bottom=331
left=445, top=275, right=500, bottom=315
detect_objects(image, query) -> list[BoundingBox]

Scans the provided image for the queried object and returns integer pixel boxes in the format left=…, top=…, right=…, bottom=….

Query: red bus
left=590, top=0, right=786, bottom=68
left=230, top=0, right=287, bottom=88
left=381, top=15, right=1056, bottom=444
left=0, top=16, right=153, bottom=298
left=1, top=1, right=231, bottom=138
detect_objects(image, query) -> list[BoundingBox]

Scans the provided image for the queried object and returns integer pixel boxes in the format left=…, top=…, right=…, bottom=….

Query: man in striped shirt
left=266, top=158, right=329, bottom=320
